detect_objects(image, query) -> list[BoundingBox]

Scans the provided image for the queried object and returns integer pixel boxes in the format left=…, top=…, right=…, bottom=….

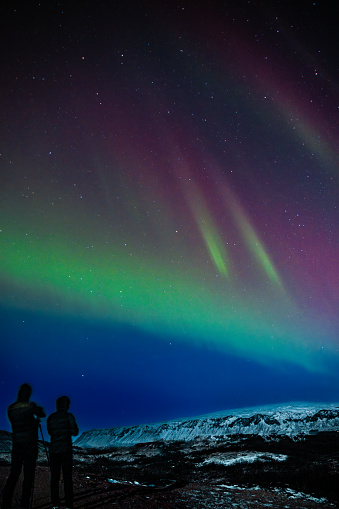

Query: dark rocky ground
left=1, top=431, right=339, bottom=508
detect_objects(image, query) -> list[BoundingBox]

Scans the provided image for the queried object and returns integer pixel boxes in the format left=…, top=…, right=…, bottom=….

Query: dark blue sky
left=1, top=307, right=338, bottom=434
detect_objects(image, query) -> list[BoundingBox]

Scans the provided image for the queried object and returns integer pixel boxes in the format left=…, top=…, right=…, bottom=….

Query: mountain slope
left=74, top=402, right=339, bottom=449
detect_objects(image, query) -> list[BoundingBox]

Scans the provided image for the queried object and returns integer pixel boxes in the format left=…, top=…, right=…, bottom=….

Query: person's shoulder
left=30, top=401, right=44, bottom=408
left=31, top=401, right=46, bottom=417
left=8, top=401, right=28, bottom=412
left=68, top=412, right=78, bottom=421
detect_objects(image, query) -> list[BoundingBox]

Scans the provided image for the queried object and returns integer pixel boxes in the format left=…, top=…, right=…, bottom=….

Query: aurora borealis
left=1, top=1, right=338, bottom=433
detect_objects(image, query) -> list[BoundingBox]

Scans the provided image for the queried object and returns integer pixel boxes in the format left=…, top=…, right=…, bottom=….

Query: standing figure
left=2, top=383, right=46, bottom=509
left=47, top=396, right=79, bottom=509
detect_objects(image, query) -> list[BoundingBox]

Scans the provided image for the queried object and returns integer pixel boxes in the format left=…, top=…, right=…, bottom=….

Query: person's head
left=17, top=383, right=32, bottom=402
left=56, top=395, right=71, bottom=412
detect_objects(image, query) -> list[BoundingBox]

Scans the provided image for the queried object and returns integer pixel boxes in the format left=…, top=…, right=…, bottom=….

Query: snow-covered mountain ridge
left=74, top=402, right=339, bottom=449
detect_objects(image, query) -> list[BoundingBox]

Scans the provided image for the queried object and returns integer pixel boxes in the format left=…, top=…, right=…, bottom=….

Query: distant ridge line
left=74, top=402, right=339, bottom=449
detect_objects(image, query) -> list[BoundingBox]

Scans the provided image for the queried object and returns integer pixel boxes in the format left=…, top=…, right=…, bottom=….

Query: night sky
left=1, top=1, right=338, bottom=435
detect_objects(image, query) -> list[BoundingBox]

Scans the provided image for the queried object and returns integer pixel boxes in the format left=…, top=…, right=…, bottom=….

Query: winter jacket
left=7, top=401, right=46, bottom=444
left=47, top=411, right=79, bottom=454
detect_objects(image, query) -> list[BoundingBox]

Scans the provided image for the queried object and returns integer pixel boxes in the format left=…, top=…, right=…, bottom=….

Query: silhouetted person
left=2, top=383, right=46, bottom=509
left=47, top=396, right=79, bottom=509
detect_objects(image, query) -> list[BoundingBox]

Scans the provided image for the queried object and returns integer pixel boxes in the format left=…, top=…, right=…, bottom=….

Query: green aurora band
left=0, top=205, right=327, bottom=374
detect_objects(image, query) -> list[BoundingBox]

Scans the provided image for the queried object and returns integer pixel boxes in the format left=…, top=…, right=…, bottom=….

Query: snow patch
left=199, top=451, right=288, bottom=467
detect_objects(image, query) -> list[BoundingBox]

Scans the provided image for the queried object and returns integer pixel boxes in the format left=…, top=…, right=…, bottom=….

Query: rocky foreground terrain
left=1, top=430, right=339, bottom=508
